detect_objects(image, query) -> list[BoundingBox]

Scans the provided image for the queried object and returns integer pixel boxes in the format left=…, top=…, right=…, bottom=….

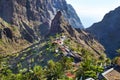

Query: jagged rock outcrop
left=0, top=0, right=83, bottom=54
left=0, top=0, right=83, bottom=35
left=87, top=6, right=120, bottom=58
left=50, top=11, right=105, bottom=58
left=0, top=0, right=105, bottom=58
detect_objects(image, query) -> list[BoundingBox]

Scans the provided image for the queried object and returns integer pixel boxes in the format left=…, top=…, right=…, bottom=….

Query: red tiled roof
left=65, top=72, right=75, bottom=79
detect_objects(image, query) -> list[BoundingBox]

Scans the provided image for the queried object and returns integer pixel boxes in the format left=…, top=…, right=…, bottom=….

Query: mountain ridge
left=49, top=11, right=105, bottom=58
left=87, top=6, right=120, bottom=58
left=0, top=0, right=83, bottom=54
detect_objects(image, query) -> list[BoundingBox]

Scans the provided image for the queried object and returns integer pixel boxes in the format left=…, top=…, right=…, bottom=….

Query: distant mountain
left=67, top=4, right=83, bottom=29
left=0, top=0, right=83, bottom=53
left=87, top=6, right=120, bottom=58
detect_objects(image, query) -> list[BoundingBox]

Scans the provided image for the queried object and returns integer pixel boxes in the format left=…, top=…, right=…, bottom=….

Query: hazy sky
left=66, top=0, right=120, bottom=28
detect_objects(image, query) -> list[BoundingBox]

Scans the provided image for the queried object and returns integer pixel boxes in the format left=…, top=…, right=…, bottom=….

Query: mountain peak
left=0, top=0, right=84, bottom=53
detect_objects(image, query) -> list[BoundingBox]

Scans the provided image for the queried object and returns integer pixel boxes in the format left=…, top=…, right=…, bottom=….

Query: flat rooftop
left=103, top=66, right=120, bottom=80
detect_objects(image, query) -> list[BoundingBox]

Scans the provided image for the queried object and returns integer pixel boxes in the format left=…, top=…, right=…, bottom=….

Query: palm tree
left=46, top=60, right=64, bottom=80
left=33, top=65, right=46, bottom=80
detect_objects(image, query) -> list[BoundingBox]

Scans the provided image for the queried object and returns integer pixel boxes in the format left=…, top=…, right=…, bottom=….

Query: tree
left=46, top=60, right=64, bottom=80
left=76, top=49, right=104, bottom=79
left=33, top=65, right=46, bottom=80
left=117, top=49, right=120, bottom=56
left=112, top=57, right=120, bottom=66
left=84, top=70, right=96, bottom=78
left=60, top=57, right=73, bottom=70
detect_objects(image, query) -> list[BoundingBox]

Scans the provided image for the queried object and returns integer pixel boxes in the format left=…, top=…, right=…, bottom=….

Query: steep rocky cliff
left=49, top=11, right=105, bottom=58
left=0, top=0, right=105, bottom=59
left=0, top=0, right=83, bottom=34
left=0, top=0, right=83, bottom=54
left=67, top=4, right=83, bottom=29
left=87, top=6, right=120, bottom=58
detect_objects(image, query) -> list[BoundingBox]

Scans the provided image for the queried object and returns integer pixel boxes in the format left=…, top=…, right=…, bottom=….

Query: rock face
left=87, top=6, right=120, bottom=58
left=50, top=11, right=105, bottom=58
left=0, top=0, right=104, bottom=58
left=0, top=0, right=83, bottom=31
left=67, top=4, right=83, bottom=29
left=0, top=0, right=83, bottom=53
